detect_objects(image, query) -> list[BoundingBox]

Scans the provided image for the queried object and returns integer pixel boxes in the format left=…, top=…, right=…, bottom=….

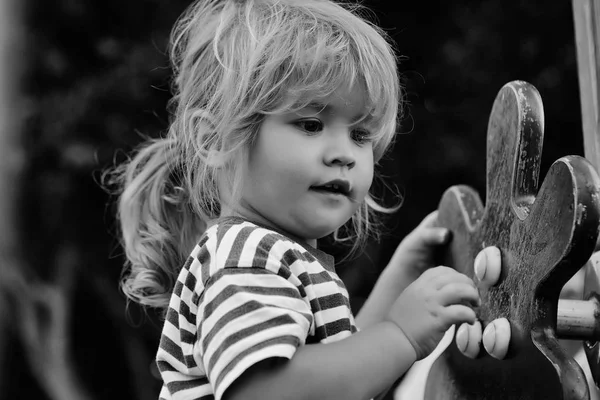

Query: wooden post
left=573, top=0, right=600, bottom=168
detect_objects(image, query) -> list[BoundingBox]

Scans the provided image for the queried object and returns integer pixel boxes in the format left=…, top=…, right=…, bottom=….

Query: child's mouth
left=310, top=180, right=351, bottom=196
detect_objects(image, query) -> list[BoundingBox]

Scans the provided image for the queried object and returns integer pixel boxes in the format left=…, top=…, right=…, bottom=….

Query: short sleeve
left=196, top=267, right=313, bottom=400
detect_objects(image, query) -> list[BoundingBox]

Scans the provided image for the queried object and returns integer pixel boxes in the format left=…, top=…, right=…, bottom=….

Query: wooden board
left=424, top=81, right=600, bottom=400
left=573, top=0, right=600, bottom=169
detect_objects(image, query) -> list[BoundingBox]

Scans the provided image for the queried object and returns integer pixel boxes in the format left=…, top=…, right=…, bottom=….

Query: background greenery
left=1, top=0, right=585, bottom=399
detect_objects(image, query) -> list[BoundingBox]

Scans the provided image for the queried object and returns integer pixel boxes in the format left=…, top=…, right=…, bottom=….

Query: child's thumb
left=418, top=210, right=440, bottom=228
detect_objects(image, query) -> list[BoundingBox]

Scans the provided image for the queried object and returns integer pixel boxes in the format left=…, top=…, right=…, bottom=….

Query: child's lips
left=310, top=187, right=349, bottom=197
left=310, top=179, right=352, bottom=196
left=309, top=186, right=354, bottom=203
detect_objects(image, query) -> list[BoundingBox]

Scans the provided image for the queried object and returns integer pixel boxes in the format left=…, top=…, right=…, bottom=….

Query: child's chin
left=307, top=222, right=347, bottom=240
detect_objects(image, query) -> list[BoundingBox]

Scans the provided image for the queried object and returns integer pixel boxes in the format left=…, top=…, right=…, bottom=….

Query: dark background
left=0, top=0, right=585, bottom=399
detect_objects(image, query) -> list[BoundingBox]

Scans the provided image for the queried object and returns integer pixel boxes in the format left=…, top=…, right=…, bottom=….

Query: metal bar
left=557, top=297, right=600, bottom=341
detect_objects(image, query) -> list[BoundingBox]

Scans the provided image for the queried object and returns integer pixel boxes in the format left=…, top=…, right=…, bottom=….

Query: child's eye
left=351, top=128, right=373, bottom=144
left=295, top=119, right=323, bottom=134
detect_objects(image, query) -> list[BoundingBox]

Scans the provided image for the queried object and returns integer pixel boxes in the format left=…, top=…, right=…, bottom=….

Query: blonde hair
left=112, top=0, right=402, bottom=311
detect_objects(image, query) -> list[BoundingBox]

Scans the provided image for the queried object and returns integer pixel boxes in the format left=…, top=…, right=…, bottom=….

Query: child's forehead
left=290, top=83, right=372, bottom=117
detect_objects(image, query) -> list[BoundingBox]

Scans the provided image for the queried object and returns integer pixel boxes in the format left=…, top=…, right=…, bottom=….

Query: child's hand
left=388, top=211, right=451, bottom=282
left=386, top=266, right=480, bottom=360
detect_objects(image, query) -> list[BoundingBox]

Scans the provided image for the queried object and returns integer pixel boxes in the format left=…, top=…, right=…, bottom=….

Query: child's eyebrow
left=304, top=101, right=330, bottom=113
left=302, top=101, right=372, bottom=124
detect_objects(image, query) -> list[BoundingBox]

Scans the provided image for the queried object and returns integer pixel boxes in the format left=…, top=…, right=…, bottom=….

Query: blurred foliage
left=2, top=0, right=586, bottom=399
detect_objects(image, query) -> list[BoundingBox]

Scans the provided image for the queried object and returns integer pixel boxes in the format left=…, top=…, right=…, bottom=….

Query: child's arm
left=357, top=211, right=450, bottom=329
left=224, top=321, right=416, bottom=400
left=223, top=266, right=479, bottom=400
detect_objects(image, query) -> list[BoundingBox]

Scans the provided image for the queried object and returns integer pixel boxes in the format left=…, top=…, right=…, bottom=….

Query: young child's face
left=236, top=84, right=374, bottom=246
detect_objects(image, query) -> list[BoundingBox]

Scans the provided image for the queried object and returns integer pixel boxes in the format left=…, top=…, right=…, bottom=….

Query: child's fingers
left=423, top=266, right=476, bottom=288
left=411, top=211, right=450, bottom=245
left=421, top=265, right=457, bottom=278
left=417, top=210, right=439, bottom=228
left=437, top=282, right=480, bottom=307
left=443, top=304, right=478, bottom=325
left=416, top=227, right=451, bottom=246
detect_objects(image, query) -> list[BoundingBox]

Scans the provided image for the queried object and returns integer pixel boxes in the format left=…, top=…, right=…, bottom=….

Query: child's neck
left=219, top=207, right=318, bottom=249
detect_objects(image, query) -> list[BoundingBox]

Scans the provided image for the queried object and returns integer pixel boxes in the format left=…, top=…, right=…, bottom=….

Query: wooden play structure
left=420, top=1, right=600, bottom=398
left=427, top=80, right=600, bottom=400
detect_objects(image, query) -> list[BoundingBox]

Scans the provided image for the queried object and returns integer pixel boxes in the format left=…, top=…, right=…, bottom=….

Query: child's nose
left=325, top=154, right=356, bottom=169
left=323, top=136, right=356, bottom=169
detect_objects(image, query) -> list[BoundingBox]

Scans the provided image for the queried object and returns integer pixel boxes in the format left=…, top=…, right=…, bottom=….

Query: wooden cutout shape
left=424, top=81, right=600, bottom=400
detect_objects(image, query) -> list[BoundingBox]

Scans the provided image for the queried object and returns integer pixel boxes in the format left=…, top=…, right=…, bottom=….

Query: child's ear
left=206, top=149, right=227, bottom=167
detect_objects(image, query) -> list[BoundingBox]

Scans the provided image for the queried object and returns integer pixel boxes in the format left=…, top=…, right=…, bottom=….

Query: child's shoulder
left=209, top=215, right=298, bottom=253
left=185, top=216, right=333, bottom=279
left=213, top=216, right=310, bottom=263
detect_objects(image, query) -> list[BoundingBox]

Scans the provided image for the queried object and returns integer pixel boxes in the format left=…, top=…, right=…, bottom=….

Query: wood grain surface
left=424, top=81, right=600, bottom=400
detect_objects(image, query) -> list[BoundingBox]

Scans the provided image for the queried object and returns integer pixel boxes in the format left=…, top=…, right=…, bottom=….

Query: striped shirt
left=156, top=216, right=357, bottom=400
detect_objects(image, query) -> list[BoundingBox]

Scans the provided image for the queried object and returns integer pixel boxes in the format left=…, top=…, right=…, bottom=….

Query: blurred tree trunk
left=0, top=0, right=25, bottom=395
left=0, top=2, right=92, bottom=399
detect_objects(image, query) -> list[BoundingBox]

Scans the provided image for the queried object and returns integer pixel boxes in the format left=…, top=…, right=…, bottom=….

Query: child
left=113, top=0, right=481, bottom=399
